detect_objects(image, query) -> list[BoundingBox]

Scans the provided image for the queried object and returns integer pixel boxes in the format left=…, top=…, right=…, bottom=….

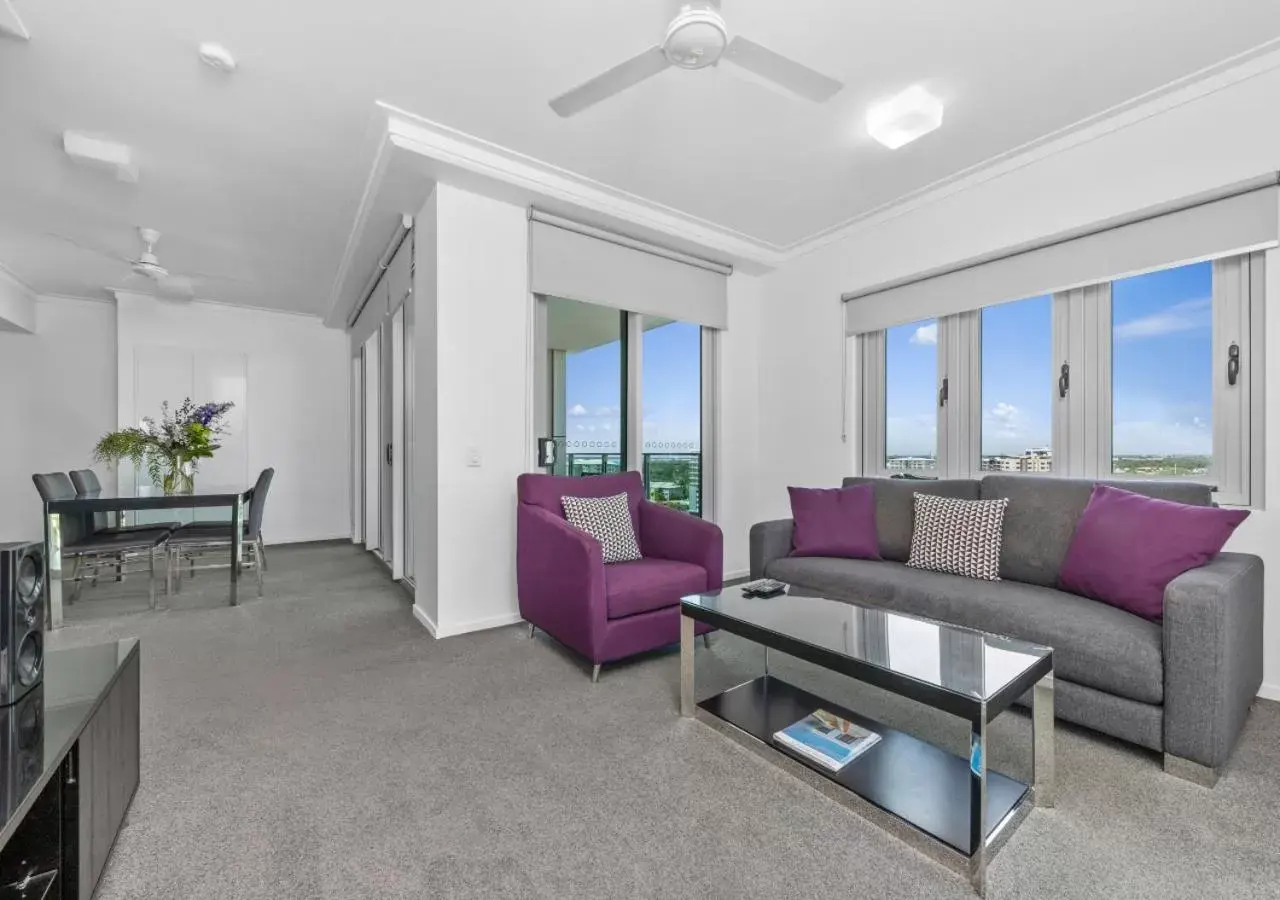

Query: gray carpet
left=47, top=542, right=1280, bottom=899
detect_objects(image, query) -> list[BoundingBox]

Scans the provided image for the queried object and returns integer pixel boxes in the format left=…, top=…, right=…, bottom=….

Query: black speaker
left=0, top=543, right=43, bottom=707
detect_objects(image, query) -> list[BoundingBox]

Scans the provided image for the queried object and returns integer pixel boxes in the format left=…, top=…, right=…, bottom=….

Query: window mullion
left=857, top=331, right=886, bottom=476
left=1212, top=255, right=1250, bottom=505
left=1053, top=284, right=1110, bottom=478
left=937, top=312, right=980, bottom=478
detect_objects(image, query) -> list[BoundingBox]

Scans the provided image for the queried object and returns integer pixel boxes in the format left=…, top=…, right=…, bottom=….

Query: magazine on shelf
left=773, top=709, right=881, bottom=772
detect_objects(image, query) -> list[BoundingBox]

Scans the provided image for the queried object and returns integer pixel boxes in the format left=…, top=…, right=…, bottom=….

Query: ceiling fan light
left=866, top=86, right=944, bottom=150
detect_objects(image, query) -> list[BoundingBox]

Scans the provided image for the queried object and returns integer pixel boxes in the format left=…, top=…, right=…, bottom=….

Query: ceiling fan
left=549, top=0, right=843, bottom=118
left=47, top=226, right=244, bottom=300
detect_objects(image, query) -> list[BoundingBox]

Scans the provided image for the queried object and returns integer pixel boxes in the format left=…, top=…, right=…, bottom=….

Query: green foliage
left=92, top=398, right=234, bottom=492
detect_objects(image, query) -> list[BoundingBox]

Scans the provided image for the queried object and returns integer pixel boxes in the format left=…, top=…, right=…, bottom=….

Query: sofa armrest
left=1163, top=551, right=1264, bottom=770
left=750, top=519, right=794, bottom=579
left=637, top=500, right=723, bottom=590
left=517, top=505, right=607, bottom=659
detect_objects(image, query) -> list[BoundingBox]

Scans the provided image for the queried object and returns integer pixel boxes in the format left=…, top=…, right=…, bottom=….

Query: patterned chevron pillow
left=907, top=493, right=1009, bottom=581
left=561, top=493, right=643, bottom=564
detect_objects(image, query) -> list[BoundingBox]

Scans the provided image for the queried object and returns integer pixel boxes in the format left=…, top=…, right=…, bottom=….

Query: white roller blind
left=844, top=183, right=1279, bottom=335
left=530, top=220, right=728, bottom=330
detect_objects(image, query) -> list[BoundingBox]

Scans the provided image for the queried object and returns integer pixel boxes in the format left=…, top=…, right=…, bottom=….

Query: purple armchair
left=517, top=471, right=722, bottom=681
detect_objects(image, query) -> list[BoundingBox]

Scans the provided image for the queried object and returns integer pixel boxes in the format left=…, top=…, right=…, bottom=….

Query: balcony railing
left=562, top=451, right=702, bottom=518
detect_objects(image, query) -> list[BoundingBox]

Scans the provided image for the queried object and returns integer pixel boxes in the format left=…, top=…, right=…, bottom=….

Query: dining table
left=41, top=482, right=254, bottom=629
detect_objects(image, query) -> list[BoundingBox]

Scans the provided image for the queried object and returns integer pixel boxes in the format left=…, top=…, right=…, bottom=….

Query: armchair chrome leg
left=148, top=546, right=157, bottom=610
left=528, top=623, right=537, bottom=639
left=115, top=552, right=124, bottom=583
left=591, top=664, right=601, bottom=683
left=702, top=633, right=711, bottom=649
left=165, top=547, right=173, bottom=598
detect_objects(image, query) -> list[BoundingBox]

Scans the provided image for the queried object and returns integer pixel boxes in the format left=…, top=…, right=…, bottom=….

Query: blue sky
left=563, top=320, right=701, bottom=453
left=886, top=261, right=1212, bottom=458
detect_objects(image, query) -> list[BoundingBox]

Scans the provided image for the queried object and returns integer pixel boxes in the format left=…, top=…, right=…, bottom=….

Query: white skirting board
left=1258, top=683, right=1280, bottom=703
left=411, top=605, right=524, bottom=639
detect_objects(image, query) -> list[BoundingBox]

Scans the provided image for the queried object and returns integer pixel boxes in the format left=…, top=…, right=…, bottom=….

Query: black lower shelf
left=698, top=675, right=1027, bottom=855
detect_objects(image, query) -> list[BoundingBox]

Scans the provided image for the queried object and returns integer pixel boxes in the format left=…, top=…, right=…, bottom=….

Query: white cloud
left=601, top=422, right=612, bottom=431
left=1114, top=298, right=1210, bottom=341
left=909, top=322, right=937, bottom=345
left=569, top=403, right=588, bottom=416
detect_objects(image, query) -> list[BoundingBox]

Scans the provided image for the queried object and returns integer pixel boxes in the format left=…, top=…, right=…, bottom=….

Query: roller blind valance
left=530, top=219, right=729, bottom=330
left=843, top=183, right=1279, bottom=335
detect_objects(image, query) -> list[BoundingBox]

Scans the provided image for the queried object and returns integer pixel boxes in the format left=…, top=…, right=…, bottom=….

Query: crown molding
left=380, top=101, right=787, bottom=270
left=323, top=129, right=396, bottom=328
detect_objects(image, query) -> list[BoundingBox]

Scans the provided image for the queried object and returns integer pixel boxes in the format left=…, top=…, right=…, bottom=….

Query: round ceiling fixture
left=198, top=42, right=237, bottom=73
left=662, top=4, right=728, bottom=70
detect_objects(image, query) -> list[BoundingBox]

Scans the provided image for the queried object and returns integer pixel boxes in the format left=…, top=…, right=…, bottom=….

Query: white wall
left=410, top=184, right=529, bottom=637
left=755, top=62, right=1280, bottom=696
left=0, top=297, right=116, bottom=542
left=115, top=293, right=350, bottom=544
left=718, top=272, right=764, bottom=578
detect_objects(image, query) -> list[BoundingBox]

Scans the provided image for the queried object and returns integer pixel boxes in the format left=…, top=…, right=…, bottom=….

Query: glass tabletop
left=77, top=484, right=250, bottom=499
left=682, top=587, right=1051, bottom=704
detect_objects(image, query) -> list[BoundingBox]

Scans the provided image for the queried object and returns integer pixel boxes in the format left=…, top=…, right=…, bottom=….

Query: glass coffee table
left=680, top=585, right=1054, bottom=896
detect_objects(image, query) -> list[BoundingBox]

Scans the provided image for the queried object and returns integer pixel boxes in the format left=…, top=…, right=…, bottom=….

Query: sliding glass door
left=535, top=296, right=711, bottom=519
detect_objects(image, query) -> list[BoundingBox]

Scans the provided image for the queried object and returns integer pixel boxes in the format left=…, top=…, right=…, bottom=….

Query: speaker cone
left=16, top=550, right=43, bottom=609
left=16, top=632, right=41, bottom=687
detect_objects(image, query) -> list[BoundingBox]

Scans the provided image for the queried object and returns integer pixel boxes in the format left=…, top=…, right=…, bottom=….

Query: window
left=981, top=296, right=1052, bottom=473
left=884, top=319, right=938, bottom=475
left=546, top=297, right=626, bottom=476
left=1111, top=263, right=1212, bottom=478
left=856, top=254, right=1260, bottom=503
left=641, top=319, right=702, bottom=517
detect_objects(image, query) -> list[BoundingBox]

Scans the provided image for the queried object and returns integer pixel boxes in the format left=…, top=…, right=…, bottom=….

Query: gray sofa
left=750, top=475, right=1264, bottom=784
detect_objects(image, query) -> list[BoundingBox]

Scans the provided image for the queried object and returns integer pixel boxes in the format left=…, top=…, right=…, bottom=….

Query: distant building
left=981, top=448, right=1052, bottom=473
left=886, top=456, right=936, bottom=471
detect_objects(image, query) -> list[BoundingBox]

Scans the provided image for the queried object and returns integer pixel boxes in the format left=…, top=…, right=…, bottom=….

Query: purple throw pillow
left=1058, top=484, right=1248, bottom=621
left=788, top=485, right=881, bottom=560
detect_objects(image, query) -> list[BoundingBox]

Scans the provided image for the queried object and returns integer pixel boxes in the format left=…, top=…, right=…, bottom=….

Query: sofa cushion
left=605, top=558, right=708, bottom=620
left=788, top=484, right=880, bottom=560
left=764, top=556, right=1163, bottom=704
left=562, top=493, right=642, bottom=564
left=1059, top=484, right=1249, bottom=621
left=842, top=477, right=981, bottom=563
left=979, top=475, right=1214, bottom=588
left=907, top=494, right=1008, bottom=581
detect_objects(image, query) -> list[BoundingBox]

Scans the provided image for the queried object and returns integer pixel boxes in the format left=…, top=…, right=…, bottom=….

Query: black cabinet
left=66, top=650, right=140, bottom=899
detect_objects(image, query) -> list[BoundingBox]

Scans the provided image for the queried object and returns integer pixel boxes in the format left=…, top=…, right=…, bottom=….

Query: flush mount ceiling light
left=197, top=42, right=237, bottom=73
left=866, top=85, right=944, bottom=150
left=62, top=131, right=138, bottom=183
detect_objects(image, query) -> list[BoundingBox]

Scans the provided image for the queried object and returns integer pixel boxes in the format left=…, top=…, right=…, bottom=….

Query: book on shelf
left=773, top=709, right=881, bottom=772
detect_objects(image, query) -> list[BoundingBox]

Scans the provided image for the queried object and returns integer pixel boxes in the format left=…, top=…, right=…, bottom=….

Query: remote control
left=741, top=578, right=787, bottom=597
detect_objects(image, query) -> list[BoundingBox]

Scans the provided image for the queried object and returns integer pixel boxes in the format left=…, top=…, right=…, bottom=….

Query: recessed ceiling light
left=197, top=42, right=237, bottom=73
left=866, top=86, right=944, bottom=150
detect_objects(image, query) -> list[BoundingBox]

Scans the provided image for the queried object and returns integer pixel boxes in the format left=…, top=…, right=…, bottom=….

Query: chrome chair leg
left=148, top=546, right=157, bottom=610
left=257, top=536, right=268, bottom=572
left=528, top=623, right=537, bottom=638
left=255, top=541, right=264, bottom=597
left=67, top=555, right=84, bottom=605
left=591, top=664, right=602, bottom=683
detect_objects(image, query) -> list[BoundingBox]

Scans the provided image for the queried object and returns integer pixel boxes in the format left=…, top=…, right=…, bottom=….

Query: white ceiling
left=2, top=1, right=1279, bottom=317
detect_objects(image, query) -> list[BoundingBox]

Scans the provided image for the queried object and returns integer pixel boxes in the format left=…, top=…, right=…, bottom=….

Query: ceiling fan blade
left=185, top=270, right=250, bottom=286
left=45, top=232, right=131, bottom=264
left=550, top=46, right=670, bottom=118
left=723, top=36, right=842, bottom=103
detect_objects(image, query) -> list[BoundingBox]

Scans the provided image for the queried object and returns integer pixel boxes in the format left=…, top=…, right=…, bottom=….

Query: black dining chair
left=167, top=467, right=274, bottom=597
left=68, top=469, right=182, bottom=534
left=32, top=473, right=171, bottom=608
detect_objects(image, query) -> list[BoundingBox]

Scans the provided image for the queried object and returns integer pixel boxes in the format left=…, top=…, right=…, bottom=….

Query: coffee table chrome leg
left=680, top=613, right=695, bottom=717
left=1033, top=671, right=1055, bottom=808
left=968, top=710, right=988, bottom=897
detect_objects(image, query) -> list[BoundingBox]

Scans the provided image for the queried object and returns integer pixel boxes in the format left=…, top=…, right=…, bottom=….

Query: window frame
left=854, top=251, right=1264, bottom=506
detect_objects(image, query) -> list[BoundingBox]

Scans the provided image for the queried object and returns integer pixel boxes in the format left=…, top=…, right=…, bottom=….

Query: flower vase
left=162, top=457, right=195, bottom=495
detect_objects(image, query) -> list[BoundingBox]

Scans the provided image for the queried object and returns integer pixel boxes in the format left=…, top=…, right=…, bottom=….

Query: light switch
left=466, top=447, right=482, bottom=468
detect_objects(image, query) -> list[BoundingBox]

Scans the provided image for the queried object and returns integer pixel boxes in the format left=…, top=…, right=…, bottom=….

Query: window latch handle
left=1058, top=362, right=1070, bottom=399
left=938, top=376, right=949, bottom=408
left=1227, top=342, right=1240, bottom=386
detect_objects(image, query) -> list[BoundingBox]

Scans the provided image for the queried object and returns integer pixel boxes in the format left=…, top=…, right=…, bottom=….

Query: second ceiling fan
left=549, top=1, right=843, bottom=118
